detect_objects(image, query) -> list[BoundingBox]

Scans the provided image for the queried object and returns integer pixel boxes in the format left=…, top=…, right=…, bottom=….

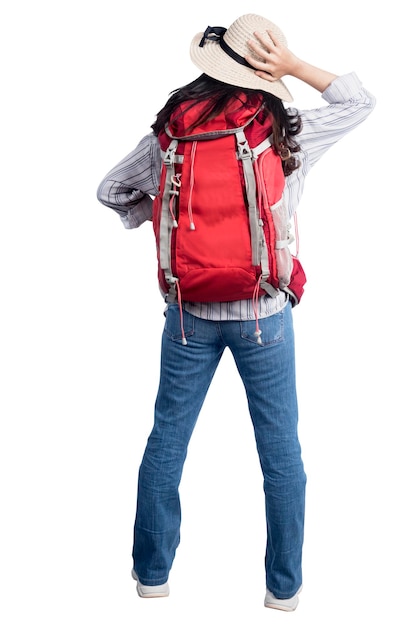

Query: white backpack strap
left=235, top=130, right=280, bottom=298
left=251, top=134, right=273, bottom=157
left=235, top=129, right=261, bottom=267
left=159, top=139, right=180, bottom=301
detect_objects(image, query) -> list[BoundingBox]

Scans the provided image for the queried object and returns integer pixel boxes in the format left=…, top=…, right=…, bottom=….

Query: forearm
left=96, top=133, right=160, bottom=228
left=97, top=176, right=153, bottom=227
left=287, top=58, right=337, bottom=93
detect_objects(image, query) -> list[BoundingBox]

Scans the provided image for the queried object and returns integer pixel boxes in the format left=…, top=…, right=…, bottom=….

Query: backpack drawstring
left=252, top=275, right=263, bottom=345
left=169, top=174, right=181, bottom=227
left=187, top=142, right=197, bottom=230
left=173, top=279, right=188, bottom=345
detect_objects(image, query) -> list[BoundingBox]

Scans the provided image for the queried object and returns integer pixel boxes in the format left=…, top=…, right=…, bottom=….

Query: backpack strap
left=251, top=135, right=273, bottom=157
left=235, top=129, right=260, bottom=266
left=159, top=139, right=180, bottom=302
left=236, top=130, right=280, bottom=298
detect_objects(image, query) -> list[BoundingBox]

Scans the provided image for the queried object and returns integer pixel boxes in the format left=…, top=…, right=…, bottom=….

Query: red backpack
left=152, top=95, right=306, bottom=307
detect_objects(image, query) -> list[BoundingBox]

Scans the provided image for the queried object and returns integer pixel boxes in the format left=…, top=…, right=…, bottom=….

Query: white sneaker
left=131, top=569, right=170, bottom=598
left=264, top=585, right=302, bottom=611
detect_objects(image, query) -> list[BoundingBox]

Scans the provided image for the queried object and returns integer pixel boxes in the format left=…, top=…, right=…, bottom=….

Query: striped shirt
left=97, top=72, right=376, bottom=321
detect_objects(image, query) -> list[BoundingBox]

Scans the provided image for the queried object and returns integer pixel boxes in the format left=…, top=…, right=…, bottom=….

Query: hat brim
left=190, top=32, right=293, bottom=103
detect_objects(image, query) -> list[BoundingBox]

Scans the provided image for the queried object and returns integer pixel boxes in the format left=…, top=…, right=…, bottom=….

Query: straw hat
left=190, top=13, right=293, bottom=102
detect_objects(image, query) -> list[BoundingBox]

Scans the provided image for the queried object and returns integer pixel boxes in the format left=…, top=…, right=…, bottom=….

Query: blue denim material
left=132, top=302, right=306, bottom=599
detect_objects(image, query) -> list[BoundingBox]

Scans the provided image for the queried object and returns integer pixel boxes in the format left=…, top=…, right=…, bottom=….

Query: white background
left=1, top=1, right=417, bottom=624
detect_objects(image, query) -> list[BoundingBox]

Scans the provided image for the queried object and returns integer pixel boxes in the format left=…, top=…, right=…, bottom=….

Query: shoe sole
left=137, top=588, right=169, bottom=598
left=131, top=569, right=170, bottom=598
left=264, top=585, right=302, bottom=611
left=264, top=598, right=299, bottom=611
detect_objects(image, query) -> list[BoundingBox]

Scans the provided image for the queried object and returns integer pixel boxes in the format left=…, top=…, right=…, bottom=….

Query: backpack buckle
left=236, top=130, right=252, bottom=161
left=163, top=139, right=178, bottom=166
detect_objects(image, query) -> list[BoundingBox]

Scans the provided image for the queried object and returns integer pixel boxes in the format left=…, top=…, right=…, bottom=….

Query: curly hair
left=151, top=74, right=302, bottom=176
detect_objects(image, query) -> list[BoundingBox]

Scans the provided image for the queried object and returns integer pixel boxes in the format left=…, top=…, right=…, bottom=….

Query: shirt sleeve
left=96, top=133, right=162, bottom=229
left=283, top=72, right=376, bottom=218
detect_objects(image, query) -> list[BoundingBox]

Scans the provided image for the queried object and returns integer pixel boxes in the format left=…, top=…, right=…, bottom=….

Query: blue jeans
left=132, top=302, right=306, bottom=599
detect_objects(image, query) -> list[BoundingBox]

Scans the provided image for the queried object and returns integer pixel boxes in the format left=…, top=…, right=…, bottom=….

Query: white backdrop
left=1, top=1, right=417, bottom=624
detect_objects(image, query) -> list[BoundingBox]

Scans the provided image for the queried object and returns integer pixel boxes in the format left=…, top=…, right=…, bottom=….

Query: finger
left=245, top=53, right=268, bottom=71
left=247, top=37, right=268, bottom=61
left=253, top=70, right=275, bottom=83
left=253, top=30, right=281, bottom=54
left=246, top=40, right=274, bottom=71
left=266, top=29, right=281, bottom=48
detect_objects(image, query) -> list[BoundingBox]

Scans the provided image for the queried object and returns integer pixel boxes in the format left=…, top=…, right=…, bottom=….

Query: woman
left=97, top=13, right=376, bottom=611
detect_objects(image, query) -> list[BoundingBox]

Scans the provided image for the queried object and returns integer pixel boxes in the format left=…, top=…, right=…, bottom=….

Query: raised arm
left=246, top=30, right=338, bottom=93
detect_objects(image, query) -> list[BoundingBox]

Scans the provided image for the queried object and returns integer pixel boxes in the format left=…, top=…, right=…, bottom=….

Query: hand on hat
left=245, top=30, right=300, bottom=82
left=246, top=30, right=338, bottom=93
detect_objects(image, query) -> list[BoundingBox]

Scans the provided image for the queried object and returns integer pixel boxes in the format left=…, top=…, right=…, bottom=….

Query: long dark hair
left=151, top=74, right=302, bottom=175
